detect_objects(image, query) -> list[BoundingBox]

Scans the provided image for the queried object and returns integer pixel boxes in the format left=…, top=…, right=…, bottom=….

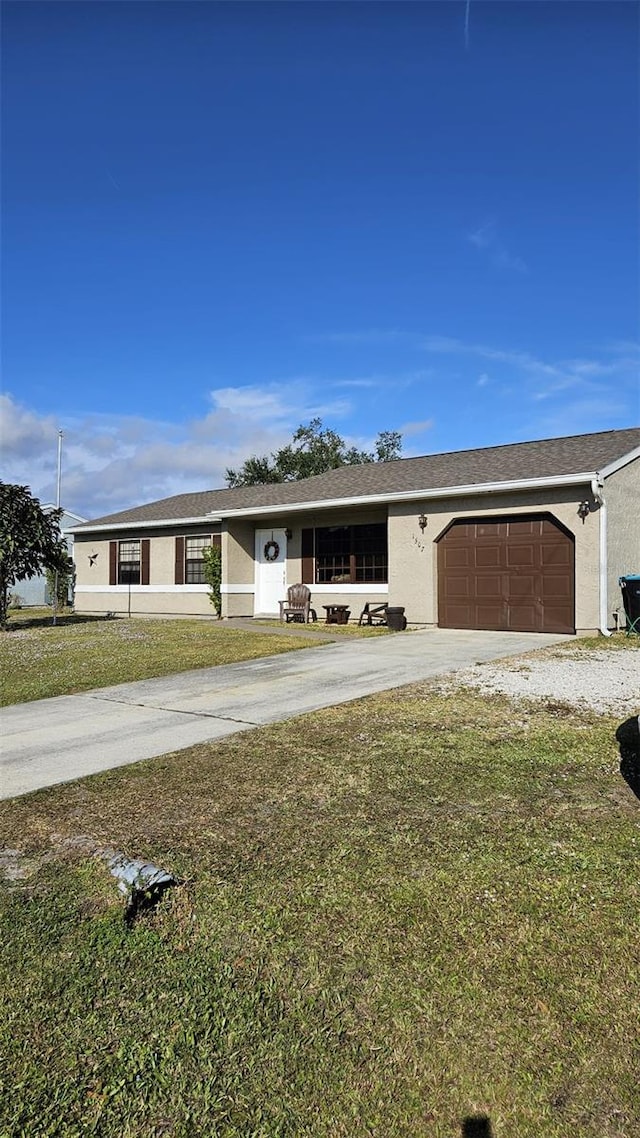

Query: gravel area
left=448, top=644, right=640, bottom=716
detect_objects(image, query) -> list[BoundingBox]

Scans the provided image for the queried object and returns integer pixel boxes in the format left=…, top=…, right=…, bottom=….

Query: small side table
left=323, top=604, right=351, bottom=625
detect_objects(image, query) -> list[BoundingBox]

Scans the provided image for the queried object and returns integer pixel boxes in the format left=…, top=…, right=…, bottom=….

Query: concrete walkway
left=1, top=628, right=568, bottom=800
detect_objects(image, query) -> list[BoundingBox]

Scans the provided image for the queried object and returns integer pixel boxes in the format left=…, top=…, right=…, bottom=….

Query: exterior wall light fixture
left=577, top=501, right=591, bottom=522
left=284, top=528, right=293, bottom=541
left=418, top=514, right=428, bottom=532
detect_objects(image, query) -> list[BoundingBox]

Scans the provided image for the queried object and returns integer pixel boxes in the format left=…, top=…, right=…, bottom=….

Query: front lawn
left=0, top=613, right=315, bottom=706
left=1, top=681, right=637, bottom=1137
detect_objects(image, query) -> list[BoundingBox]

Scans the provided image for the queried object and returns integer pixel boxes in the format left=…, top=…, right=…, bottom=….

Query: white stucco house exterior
left=71, top=428, right=640, bottom=636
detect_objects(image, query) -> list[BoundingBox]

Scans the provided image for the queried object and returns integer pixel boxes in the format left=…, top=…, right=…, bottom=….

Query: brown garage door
left=437, top=515, right=575, bottom=634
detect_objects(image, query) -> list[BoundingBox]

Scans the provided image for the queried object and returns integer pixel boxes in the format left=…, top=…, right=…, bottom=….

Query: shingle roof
left=73, top=427, right=640, bottom=530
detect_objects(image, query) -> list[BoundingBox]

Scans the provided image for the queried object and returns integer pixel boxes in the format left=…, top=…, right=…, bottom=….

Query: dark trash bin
left=619, top=575, right=640, bottom=634
left=386, top=606, right=407, bottom=632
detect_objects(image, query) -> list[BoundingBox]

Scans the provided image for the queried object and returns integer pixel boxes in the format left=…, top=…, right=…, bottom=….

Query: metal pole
left=56, top=430, right=63, bottom=508
left=52, top=431, right=63, bottom=626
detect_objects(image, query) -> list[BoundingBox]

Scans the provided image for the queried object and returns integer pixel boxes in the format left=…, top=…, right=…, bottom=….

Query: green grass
left=0, top=612, right=319, bottom=706
left=0, top=609, right=389, bottom=707
left=1, top=681, right=638, bottom=1137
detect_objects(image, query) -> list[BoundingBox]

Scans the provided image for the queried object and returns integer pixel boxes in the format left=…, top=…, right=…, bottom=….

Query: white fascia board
left=69, top=515, right=223, bottom=535
left=214, top=472, right=598, bottom=520
left=599, top=445, right=640, bottom=479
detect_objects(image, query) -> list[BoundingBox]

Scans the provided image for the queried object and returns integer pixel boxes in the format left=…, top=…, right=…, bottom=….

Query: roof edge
left=599, top=445, right=640, bottom=479
left=70, top=459, right=630, bottom=534
left=70, top=514, right=223, bottom=535
left=212, top=470, right=598, bottom=520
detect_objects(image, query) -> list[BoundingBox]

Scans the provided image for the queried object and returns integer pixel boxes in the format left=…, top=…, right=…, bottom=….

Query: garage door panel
left=506, top=545, right=535, bottom=567
left=508, top=604, right=539, bottom=630
left=509, top=575, right=537, bottom=597
left=476, top=575, right=504, bottom=598
left=445, top=524, right=473, bottom=543
left=540, top=605, right=574, bottom=634
left=443, top=603, right=475, bottom=626
left=443, top=547, right=471, bottom=568
left=438, top=514, right=574, bottom=633
left=541, top=575, right=572, bottom=599
left=508, top=519, right=537, bottom=536
left=475, top=604, right=506, bottom=628
left=444, top=577, right=471, bottom=598
left=476, top=545, right=502, bottom=567
left=541, top=544, right=572, bottom=566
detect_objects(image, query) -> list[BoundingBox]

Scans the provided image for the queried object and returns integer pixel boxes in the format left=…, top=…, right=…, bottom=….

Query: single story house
left=71, top=427, right=640, bottom=636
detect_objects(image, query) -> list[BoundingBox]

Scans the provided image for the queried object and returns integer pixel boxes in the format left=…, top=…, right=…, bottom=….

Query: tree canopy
left=225, top=419, right=402, bottom=488
left=0, top=483, right=70, bottom=628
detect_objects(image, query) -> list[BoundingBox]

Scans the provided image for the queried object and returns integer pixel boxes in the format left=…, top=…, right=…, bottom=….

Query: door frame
left=254, top=528, right=288, bottom=615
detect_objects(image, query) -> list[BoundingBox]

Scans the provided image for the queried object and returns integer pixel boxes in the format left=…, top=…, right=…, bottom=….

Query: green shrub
left=202, top=545, right=222, bottom=617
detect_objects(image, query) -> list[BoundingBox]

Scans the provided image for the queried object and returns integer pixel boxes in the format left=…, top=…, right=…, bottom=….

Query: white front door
left=255, top=529, right=287, bottom=615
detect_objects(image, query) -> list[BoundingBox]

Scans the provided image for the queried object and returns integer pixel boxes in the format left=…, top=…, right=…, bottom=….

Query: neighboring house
left=14, top=507, right=87, bottom=607
left=70, top=428, right=640, bottom=636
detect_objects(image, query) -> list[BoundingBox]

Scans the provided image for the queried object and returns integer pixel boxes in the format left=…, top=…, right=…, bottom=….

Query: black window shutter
left=141, top=539, right=150, bottom=585
left=109, top=541, right=117, bottom=585
left=301, top=528, right=314, bottom=584
left=175, top=536, right=185, bottom=584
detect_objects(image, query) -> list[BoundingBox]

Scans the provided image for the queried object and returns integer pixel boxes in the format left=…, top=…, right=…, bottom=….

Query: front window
left=185, top=535, right=212, bottom=583
left=118, top=540, right=140, bottom=584
left=315, top=524, right=387, bottom=584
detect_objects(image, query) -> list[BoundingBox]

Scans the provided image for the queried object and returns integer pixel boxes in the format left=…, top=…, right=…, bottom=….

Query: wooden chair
left=358, top=602, right=388, bottom=627
left=279, top=583, right=316, bottom=623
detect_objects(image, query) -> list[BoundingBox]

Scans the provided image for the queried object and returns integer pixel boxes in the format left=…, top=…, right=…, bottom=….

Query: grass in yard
left=1, top=682, right=638, bottom=1136
left=0, top=612, right=316, bottom=706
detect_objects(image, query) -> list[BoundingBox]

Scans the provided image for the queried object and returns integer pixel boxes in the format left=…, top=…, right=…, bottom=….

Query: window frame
left=184, top=535, right=213, bottom=584
left=175, top=533, right=221, bottom=585
left=118, top=539, right=141, bottom=585
left=313, top=523, right=388, bottom=585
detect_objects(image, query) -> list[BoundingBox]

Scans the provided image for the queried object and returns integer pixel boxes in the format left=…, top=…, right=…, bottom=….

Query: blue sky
left=2, top=0, right=638, bottom=519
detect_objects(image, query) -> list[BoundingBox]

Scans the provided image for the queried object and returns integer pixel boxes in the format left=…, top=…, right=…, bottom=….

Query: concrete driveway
left=1, top=627, right=568, bottom=800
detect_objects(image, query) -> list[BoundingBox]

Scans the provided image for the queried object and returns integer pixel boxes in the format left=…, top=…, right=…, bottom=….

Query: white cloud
left=467, top=219, right=528, bottom=274
left=468, top=221, right=495, bottom=250
left=0, top=379, right=364, bottom=520
left=421, top=335, right=639, bottom=417
left=399, top=418, right=435, bottom=437
left=525, top=397, right=631, bottom=439
left=2, top=337, right=634, bottom=522
left=331, top=377, right=380, bottom=390
left=0, top=393, right=59, bottom=460
left=0, top=386, right=311, bottom=518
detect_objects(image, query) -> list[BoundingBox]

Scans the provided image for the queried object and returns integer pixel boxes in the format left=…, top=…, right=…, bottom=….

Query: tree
left=226, top=419, right=402, bottom=488
left=45, top=559, right=74, bottom=609
left=0, top=483, right=70, bottom=629
left=202, top=544, right=222, bottom=617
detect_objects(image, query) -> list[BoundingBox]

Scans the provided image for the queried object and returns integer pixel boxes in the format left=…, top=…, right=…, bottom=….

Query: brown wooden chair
left=279, top=583, right=316, bottom=623
left=358, top=602, right=388, bottom=627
